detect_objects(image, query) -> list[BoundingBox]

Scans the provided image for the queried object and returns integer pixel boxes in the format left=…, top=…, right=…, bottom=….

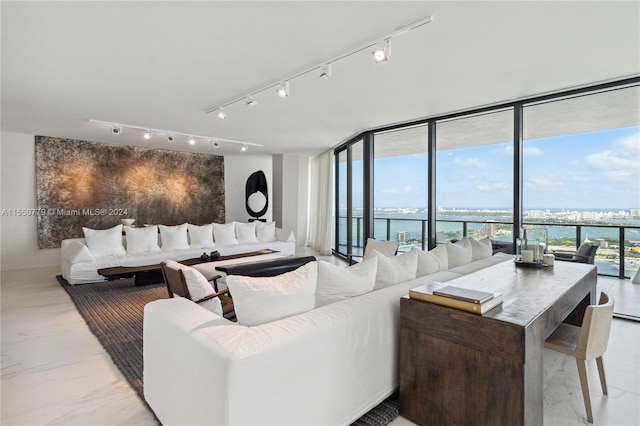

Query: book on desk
left=409, top=284, right=503, bottom=314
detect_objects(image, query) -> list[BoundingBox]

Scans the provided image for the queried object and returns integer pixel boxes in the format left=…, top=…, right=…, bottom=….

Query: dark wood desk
left=399, top=260, right=597, bottom=426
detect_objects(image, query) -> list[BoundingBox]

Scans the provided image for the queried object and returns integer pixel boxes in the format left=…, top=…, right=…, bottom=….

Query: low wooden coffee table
left=98, top=249, right=280, bottom=286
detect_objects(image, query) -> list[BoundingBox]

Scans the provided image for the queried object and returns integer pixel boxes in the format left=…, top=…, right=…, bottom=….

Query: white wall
left=272, top=154, right=309, bottom=246
left=1, top=132, right=60, bottom=270
left=0, top=133, right=279, bottom=271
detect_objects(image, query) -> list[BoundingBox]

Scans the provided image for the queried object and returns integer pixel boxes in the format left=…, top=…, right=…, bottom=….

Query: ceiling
left=2, top=1, right=639, bottom=158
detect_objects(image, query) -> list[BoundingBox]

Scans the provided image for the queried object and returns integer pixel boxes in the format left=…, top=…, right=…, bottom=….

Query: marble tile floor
left=1, top=255, right=638, bottom=426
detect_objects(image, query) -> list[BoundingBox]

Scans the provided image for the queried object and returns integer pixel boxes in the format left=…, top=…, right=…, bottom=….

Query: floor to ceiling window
left=335, top=139, right=365, bottom=257
left=373, top=125, right=429, bottom=251
left=435, top=109, right=514, bottom=243
left=333, top=77, right=639, bottom=280
left=523, top=84, right=640, bottom=278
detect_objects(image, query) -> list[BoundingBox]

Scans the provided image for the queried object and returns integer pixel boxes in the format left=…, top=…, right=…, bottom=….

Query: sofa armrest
left=275, top=227, right=296, bottom=243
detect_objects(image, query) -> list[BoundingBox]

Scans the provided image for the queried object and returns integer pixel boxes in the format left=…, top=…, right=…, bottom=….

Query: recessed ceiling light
left=111, top=125, right=122, bottom=135
left=165, top=132, right=174, bottom=142
left=211, top=139, right=220, bottom=148
left=217, top=108, right=227, bottom=119
left=188, top=137, right=196, bottom=145
left=241, top=144, right=248, bottom=152
left=144, top=130, right=152, bottom=139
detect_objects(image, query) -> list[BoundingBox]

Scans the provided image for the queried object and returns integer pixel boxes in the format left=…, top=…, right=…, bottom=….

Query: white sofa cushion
left=256, top=221, right=277, bottom=242
left=125, top=225, right=161, bottom=254
left=164, top=260, right=222, bottom=316
left=372, top=248, right=418, bottom=290
left=159, top=223, right=189, bottom=250
left=82, top=224, right=126, bottom=258
left=412, top=246, right=443, bottom=277
left=445, top=239, right=472, bottom=269
left=188, top=223, right=215, bottom=248
left=226, top=261, right=318, bottom=326
left=363, top=238, right=400, bottom=259
left=315, top=257, right=378, bottom=307
left=213, top=222, right=238, bottom=245
left=63, top=239, right=96, bottom=263
left=468, top=237, right=493, bottom=261
left=429, top=244, right=449, bottom=270
left=235, top=222, right=259, bottom=243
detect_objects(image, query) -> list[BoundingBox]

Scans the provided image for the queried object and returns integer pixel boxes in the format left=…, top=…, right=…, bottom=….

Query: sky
left=344, top=126, right=640, bottom=210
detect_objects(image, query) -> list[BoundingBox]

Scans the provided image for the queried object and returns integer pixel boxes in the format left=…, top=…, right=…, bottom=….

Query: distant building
left=397, top=231, right=410, bottom=242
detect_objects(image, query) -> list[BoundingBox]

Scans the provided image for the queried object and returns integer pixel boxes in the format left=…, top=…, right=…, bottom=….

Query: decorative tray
left=514, top=259, right=544, bottom=268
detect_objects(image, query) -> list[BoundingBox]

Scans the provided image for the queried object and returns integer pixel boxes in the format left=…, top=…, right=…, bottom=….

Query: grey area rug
left=57, top=276, right=399, bottom=425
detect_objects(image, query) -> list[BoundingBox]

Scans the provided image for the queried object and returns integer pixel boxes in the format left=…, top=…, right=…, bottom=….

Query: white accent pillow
left=468, top=237, right=493, bottom=261
left=188, top=223, right=215, bottom=249
left=235, top=222, right=259, bottom=243
left=445, top=239, right=473, bottom=268
left=363, top=238, right=400, bottom=259
left=371, top=249, right=418, bottom=290
left=159, top=223, right=189, bottom=250
left=213, top=222, right=238, bottom=245
left=315, top=257, right=378, bottom=307
left=124, top=225, right=161, bottom=254
left=428, top=244, right=449, bottom=270
left=256, top=221, right=277, bottom=242
left=411, top=246, right=441, bottom=277
left=164, top=260, right=222, bottom=316
left=226, top=262, right=318, bottom=326
left=63, top=240, right=96, bottom=263
left=82, top=224, right=126, bottom=258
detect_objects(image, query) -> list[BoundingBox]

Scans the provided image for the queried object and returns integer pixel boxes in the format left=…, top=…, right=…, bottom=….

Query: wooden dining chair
left=544, top=292, right=614, bottom=423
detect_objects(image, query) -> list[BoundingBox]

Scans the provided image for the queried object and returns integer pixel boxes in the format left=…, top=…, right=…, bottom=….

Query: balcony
left=337, top=216, right=640, bottom=279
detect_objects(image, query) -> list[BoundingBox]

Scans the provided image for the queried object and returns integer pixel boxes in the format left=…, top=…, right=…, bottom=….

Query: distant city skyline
left=351, top=126, right=640, bottom=210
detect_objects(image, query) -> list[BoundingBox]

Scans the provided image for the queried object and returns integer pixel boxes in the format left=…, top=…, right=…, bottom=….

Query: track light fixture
left=216, top=108, right=227, bottom=120
left=319, top=64, right=332, bottom=79
left=246, top=96, right=258, bottom=107
left=241, top=144, right=248, bottom=152
left=205, top=16, right=433, bottom=116
left=372, top=39, right=390, bottom=63
left=89, top=119, right=263, bottom=149
left=276, top=81, right=290, bottom=98
left=144, top=130, right=152, bottom=139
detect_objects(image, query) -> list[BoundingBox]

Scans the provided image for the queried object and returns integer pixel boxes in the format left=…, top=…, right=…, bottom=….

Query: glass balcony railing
left=336, top=216, right=640, bottom=279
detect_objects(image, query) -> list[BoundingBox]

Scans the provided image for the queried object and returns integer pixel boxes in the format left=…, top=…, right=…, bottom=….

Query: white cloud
left=584, top=150, right=637, bottom=171
left=476, top=182, right=508, bottom=192
left=453, top=157, right=489, bottom=169
left=523, top=146, right=543, bottom=157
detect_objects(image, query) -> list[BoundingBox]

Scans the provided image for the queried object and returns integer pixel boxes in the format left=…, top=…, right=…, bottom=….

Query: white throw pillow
left=256, top=221, right=277, bottom=242
left=445, top=239, right=473, bottom=268
left=363, top=238, right=400, bottom=259
left=315, top=257, right=378, bottom=307
left=63, top=240, right=96, bottom=263
left=188, top=223, right=215, bottom=249
left=213, top=222, right=239, bottom=245
left=159, top=223, right=189, bottom=250
left=411, top=246, right=441, bottom=277
left=371, top=249, right=418, bottom=290
left=428, top=244, right=449, bottom=270
left=82, top=224, right=126, bottom=258
left=164, top=260, right=222, bottom=316
left=235, top=222, right=259, bottom=243
left=124, top=225, right=160, bottom=254
left=226, top=262, right=318, bottom=326
left=469, top=237, right=493, bottom=261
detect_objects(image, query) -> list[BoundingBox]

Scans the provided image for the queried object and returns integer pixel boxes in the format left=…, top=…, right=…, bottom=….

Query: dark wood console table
left=399, top=260, right=596, bottom=426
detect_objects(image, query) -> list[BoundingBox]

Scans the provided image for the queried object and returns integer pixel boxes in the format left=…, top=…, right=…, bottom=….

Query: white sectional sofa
left=61, top=222, right=295, bottom=285
left=143, top=237, right=514, bottom=425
